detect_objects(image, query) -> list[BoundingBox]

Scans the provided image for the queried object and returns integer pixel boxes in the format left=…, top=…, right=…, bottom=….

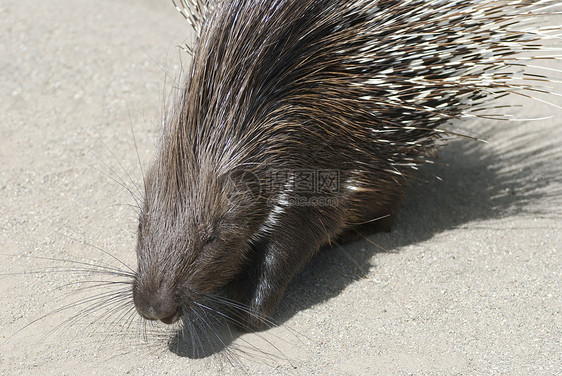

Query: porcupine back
left=168, top=0, right=559, bottom=228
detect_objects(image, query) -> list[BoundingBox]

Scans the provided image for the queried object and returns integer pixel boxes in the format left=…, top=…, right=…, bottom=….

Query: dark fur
left=133, top=0, right=558, bottom=328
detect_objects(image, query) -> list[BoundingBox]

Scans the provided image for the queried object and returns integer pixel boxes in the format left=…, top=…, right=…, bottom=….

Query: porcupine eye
left=204, top=234, right=217, bottom=245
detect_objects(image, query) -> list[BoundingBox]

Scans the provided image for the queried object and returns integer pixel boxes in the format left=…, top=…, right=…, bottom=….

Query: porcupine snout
left=132, top=282, right=181, bottom=324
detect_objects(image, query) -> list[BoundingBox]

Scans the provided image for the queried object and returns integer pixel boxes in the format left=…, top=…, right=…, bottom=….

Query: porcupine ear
left=172, top=0, right=218, bottom=53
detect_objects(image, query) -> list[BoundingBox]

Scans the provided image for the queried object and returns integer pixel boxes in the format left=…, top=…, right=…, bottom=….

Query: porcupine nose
left=132, top=284, right=181, bottom=324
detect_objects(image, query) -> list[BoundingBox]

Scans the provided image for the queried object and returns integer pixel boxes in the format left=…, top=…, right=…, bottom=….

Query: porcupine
left=132, top=0, right=561, bottom=329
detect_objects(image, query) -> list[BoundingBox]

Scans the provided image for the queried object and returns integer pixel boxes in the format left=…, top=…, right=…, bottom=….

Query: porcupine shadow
left=275, top=119, right=562, bottom=325
left=166, top=118, right=561, bottom=358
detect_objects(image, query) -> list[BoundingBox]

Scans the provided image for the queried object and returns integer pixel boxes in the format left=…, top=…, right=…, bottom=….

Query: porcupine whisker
left=92, top=317, right=144, bottom=363
left=188, top=312, right=267, bottom=374
left=53, top=280, right=133, bottom=298
left=180, top=314, right=201, bottom=358
left=189, top=306, right=242, bottom=363
left=92, top=301, right=138, bottom=350
left=16, top=286, right=132, bottom=345
left=192, top=299, right=272, bottom=335
left=213, top=331, right=290, bottom=368
left=70, top=290, right=133, bottom=334
left=101, top=141, right=144, bottom=199
left=3, top=268, right=134, bottom=339
left=1, top=265, right=132, bottom=281
left=56, top=230, right=136, bottom=274
left=85, top=158, right=142, bottom=210
left=127, top=107, right=147, bottom=194
left=189, top=311, right=210, bottom=360
left=83, top=296, right=138, bottom=341
left=138, top=315, right=150, bottom=343
left=122, top=305, right=143, bottom=333
left=109, top=202, right=142, bottom=217
left=5, top=229, right=137, bottom=344
left=193, top=292, right=280, bottom=330
left=47, top=284, right=131, bottom=319
left=185, top=305, right=234, bottom=359
left=192, top=292, right=308, bottom=360
left=58, top=299, right=136, bottom=352
left=2, top=254, right=135, bottom=280
left=167, top=290, right=302, bottom=365
left=190, top=298, right=266, bottom=334
left=94, top=146, right=143, bottom=204
left=144, top=47, right=185, bottom=93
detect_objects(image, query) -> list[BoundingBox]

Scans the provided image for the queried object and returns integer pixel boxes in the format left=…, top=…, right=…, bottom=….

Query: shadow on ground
left=278, top=126, right=562, bottom=324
